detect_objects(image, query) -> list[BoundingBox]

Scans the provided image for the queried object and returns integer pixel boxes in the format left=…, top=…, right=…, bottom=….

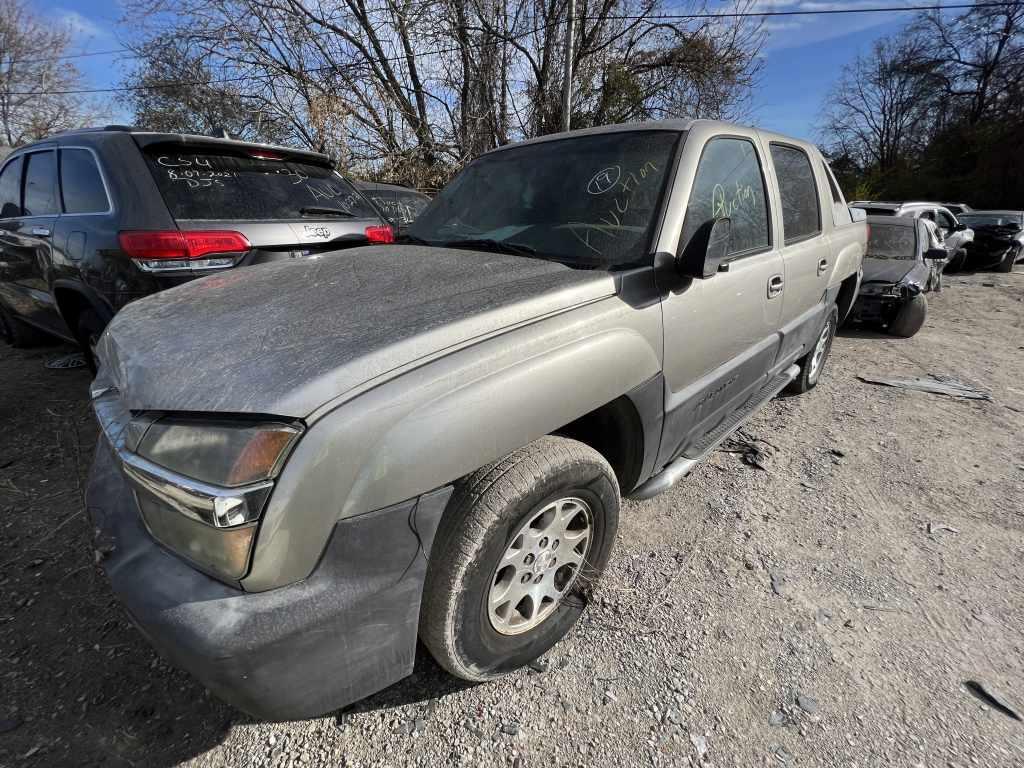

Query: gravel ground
left=2, top=269, right=1023, bottom=768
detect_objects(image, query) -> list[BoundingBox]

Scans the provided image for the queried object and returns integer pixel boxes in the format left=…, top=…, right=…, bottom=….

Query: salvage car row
left=0, top=119, right=1018, bottom=721
left=845, top=200, right=1022, bottom=338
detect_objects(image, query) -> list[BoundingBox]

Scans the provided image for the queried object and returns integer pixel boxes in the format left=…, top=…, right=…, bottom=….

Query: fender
left=243, top=295, right=663, bottom=591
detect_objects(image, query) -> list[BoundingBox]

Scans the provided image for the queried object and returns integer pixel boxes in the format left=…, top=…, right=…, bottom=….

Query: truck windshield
left=407, top=130, right=681, bottom=268
left=867, top=224, right=917, bottom=260
left=142, top=147, right=379, bottom=221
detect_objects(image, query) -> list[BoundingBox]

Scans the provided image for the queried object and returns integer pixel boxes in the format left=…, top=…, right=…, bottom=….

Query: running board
left=630, top=363, right=800, bottom=501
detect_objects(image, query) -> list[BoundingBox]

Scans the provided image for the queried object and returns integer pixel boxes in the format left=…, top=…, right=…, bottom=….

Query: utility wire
left=9, top=1, right=1017, bottom=94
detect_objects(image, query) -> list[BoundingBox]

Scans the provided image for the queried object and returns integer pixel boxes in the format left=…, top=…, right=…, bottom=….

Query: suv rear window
left=141, top=148, right=378, bottom=220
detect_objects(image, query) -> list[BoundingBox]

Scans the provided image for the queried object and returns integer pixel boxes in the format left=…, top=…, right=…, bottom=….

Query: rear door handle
left=767, top=274, right=784, bottom=299
left=817, top=258, right=829, bottom=276
left=31, top=227, right=51, bottom=237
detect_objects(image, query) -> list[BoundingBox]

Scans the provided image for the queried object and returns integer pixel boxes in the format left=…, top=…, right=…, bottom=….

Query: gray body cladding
left=100, top=245, right=615, bottom=418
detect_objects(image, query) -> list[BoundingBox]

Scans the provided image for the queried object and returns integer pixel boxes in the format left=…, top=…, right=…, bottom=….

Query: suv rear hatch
left=128, top=135, right=391, bottom=274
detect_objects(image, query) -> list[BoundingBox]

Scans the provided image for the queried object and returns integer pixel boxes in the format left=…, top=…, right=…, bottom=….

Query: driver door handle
left=767, top=274, right=784, bottom=299
left=31, top=227, right=51, bottom=237
left=817, top=258, right=829, bottom=276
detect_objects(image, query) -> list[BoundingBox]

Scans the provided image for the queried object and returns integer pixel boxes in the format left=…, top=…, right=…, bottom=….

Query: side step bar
left=630, top=363, right=800, bottom=501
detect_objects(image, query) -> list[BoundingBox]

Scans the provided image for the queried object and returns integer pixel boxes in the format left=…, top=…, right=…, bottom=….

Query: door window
left=0, top=157, right=22, bottom=218
left=770, top=144, right=821, bottom=243
left=23, top=151, right=58, bottom=216
left=60, top=149, right=109, bottom=214
left=681, top=137, right=770, bottom=257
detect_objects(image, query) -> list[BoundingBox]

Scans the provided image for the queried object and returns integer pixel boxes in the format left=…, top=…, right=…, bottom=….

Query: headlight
left=122, top=416, right=302, bottom=582
left=137, top=418, right=300, bottom=487
left=882, top=284, right=904, bottom=297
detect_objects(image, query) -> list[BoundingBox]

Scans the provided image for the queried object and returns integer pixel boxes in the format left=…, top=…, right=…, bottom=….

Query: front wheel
left=420, top=436, right=619, bottom=682
left=997, top=246, right=1018, bottom=273
left=787, top=304, right=838, bottom=395
left=888, top=293, right=928, bottom=337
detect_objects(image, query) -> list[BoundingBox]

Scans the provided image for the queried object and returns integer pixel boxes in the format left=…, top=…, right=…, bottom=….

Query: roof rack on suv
left=103, top=125, right=135, bottom=132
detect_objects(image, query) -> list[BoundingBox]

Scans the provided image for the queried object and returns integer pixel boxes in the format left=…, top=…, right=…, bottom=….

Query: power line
left=10, top=1, right=1017, bottom=93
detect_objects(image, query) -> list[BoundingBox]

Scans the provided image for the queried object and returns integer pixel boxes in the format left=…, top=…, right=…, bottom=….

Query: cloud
left=53, top=9, right=112, bottom=43
left=722, top=0, right=916, bottom=50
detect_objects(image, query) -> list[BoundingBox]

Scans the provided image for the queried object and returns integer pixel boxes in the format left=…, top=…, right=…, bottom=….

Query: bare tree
left=0, top=0, right=101, bottom=146
left=120, top=0, right=764, bottom=185
left=819, top=35, right=941, bottom=173
left=914, top=0, right=1024, bottom=125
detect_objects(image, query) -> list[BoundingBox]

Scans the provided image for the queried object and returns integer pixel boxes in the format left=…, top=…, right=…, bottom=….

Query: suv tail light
left=120, top=230, right=251, bottom=272
left=364, top=225, right=395, bottom=244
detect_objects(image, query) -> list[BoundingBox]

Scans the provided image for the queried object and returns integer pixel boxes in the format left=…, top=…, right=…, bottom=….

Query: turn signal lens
left=136, top=418, right=302, bottom=488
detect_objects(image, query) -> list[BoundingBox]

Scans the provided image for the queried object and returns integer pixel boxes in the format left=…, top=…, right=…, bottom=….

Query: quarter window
left=822, top=161, right=851, bottom=226
left=60, top=149, right=109, bottom=214
left=23, top=151, right=58, bottom=216
left=770, top=144, right=821, bottom=243
left=681, top=137, right=770, bottom=256
left=0, top=157, right=22, bottom=218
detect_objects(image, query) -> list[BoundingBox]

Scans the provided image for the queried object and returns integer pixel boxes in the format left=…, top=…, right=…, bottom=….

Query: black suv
left=0, top=127, right=392, bottom=368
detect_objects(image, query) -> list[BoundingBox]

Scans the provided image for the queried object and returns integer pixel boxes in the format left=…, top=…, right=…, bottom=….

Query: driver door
left=657, top=132, right=784, bottom=465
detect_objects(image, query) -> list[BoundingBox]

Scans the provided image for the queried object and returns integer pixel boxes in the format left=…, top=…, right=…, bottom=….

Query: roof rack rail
left=103, top=125, right=135, bottom=132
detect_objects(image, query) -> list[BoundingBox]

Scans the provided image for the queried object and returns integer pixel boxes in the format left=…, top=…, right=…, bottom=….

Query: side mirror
left=953, top=222, right=967, bottom=231
left=677, top=217, right=732, bottom=279
left=924, top=248, right=947, bottom=260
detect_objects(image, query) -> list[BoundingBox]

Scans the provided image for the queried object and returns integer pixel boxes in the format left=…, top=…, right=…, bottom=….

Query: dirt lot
left=2, top=270, right=1023, bottom=768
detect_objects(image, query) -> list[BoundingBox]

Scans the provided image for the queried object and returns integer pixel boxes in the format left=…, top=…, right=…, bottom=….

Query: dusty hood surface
left=99, top=246, right=615, bottom=418
left=862, top=258, right=919, bottom=286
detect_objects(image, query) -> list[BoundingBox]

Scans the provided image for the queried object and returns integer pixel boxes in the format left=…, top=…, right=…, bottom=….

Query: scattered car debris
left=963, top=680, right=1022, bottom=721
left=722, top=432, right=779, bottom=472
left=927, top=522, right=960, bottom=534
left=856, top=374, right=992, bottom=400
left=44, top=352, right=86, bottom=370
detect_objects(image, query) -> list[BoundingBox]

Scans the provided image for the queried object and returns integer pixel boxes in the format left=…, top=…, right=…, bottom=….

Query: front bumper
left=86, top=436, right=452, bottom=720
left=849, top=293, right=902, bottom=325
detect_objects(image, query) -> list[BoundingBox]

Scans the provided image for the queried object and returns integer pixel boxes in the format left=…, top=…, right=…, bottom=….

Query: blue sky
left=38, top=0, right=909, bottom=143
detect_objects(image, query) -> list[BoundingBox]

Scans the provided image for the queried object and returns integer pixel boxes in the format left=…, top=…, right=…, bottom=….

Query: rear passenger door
left=767, top=142, right=828, bottom=359
left=658, top=134, right=784, bottom=463
left=0, top=149, right=66, bottom=336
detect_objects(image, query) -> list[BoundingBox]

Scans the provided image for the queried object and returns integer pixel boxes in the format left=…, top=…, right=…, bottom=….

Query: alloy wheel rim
left=487, top=496, right=592, bottom=636
left=808, top=319, right=832, bottom=382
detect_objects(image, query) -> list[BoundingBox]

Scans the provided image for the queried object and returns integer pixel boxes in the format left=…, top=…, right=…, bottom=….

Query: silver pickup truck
left=86, top=119, right=865, bottom=720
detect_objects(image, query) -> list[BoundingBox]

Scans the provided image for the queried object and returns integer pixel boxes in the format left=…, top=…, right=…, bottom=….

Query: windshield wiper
left=300, top=206, right=354, bottom=218
left=441, top=238, right=537, bottom=258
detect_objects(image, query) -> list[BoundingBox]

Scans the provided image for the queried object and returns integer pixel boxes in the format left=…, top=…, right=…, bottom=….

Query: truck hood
left=862, top=257, right=919, bottom=286
left=98, top=245, right=616, bottom=418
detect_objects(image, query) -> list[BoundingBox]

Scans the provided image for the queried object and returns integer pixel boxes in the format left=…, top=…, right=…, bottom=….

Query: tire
left=420, top=436, right=620, bottom=682
left=947, top=250, right=966, bottom=272
left=888, top=293, right=928, bottom=337
left=996, top=246, right=1017, bottom=273
left=786, top=304, right=838, bottom=395
left=0, top=302, right=50, bottom=348
left=75, top=309, right=105, bottom=373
